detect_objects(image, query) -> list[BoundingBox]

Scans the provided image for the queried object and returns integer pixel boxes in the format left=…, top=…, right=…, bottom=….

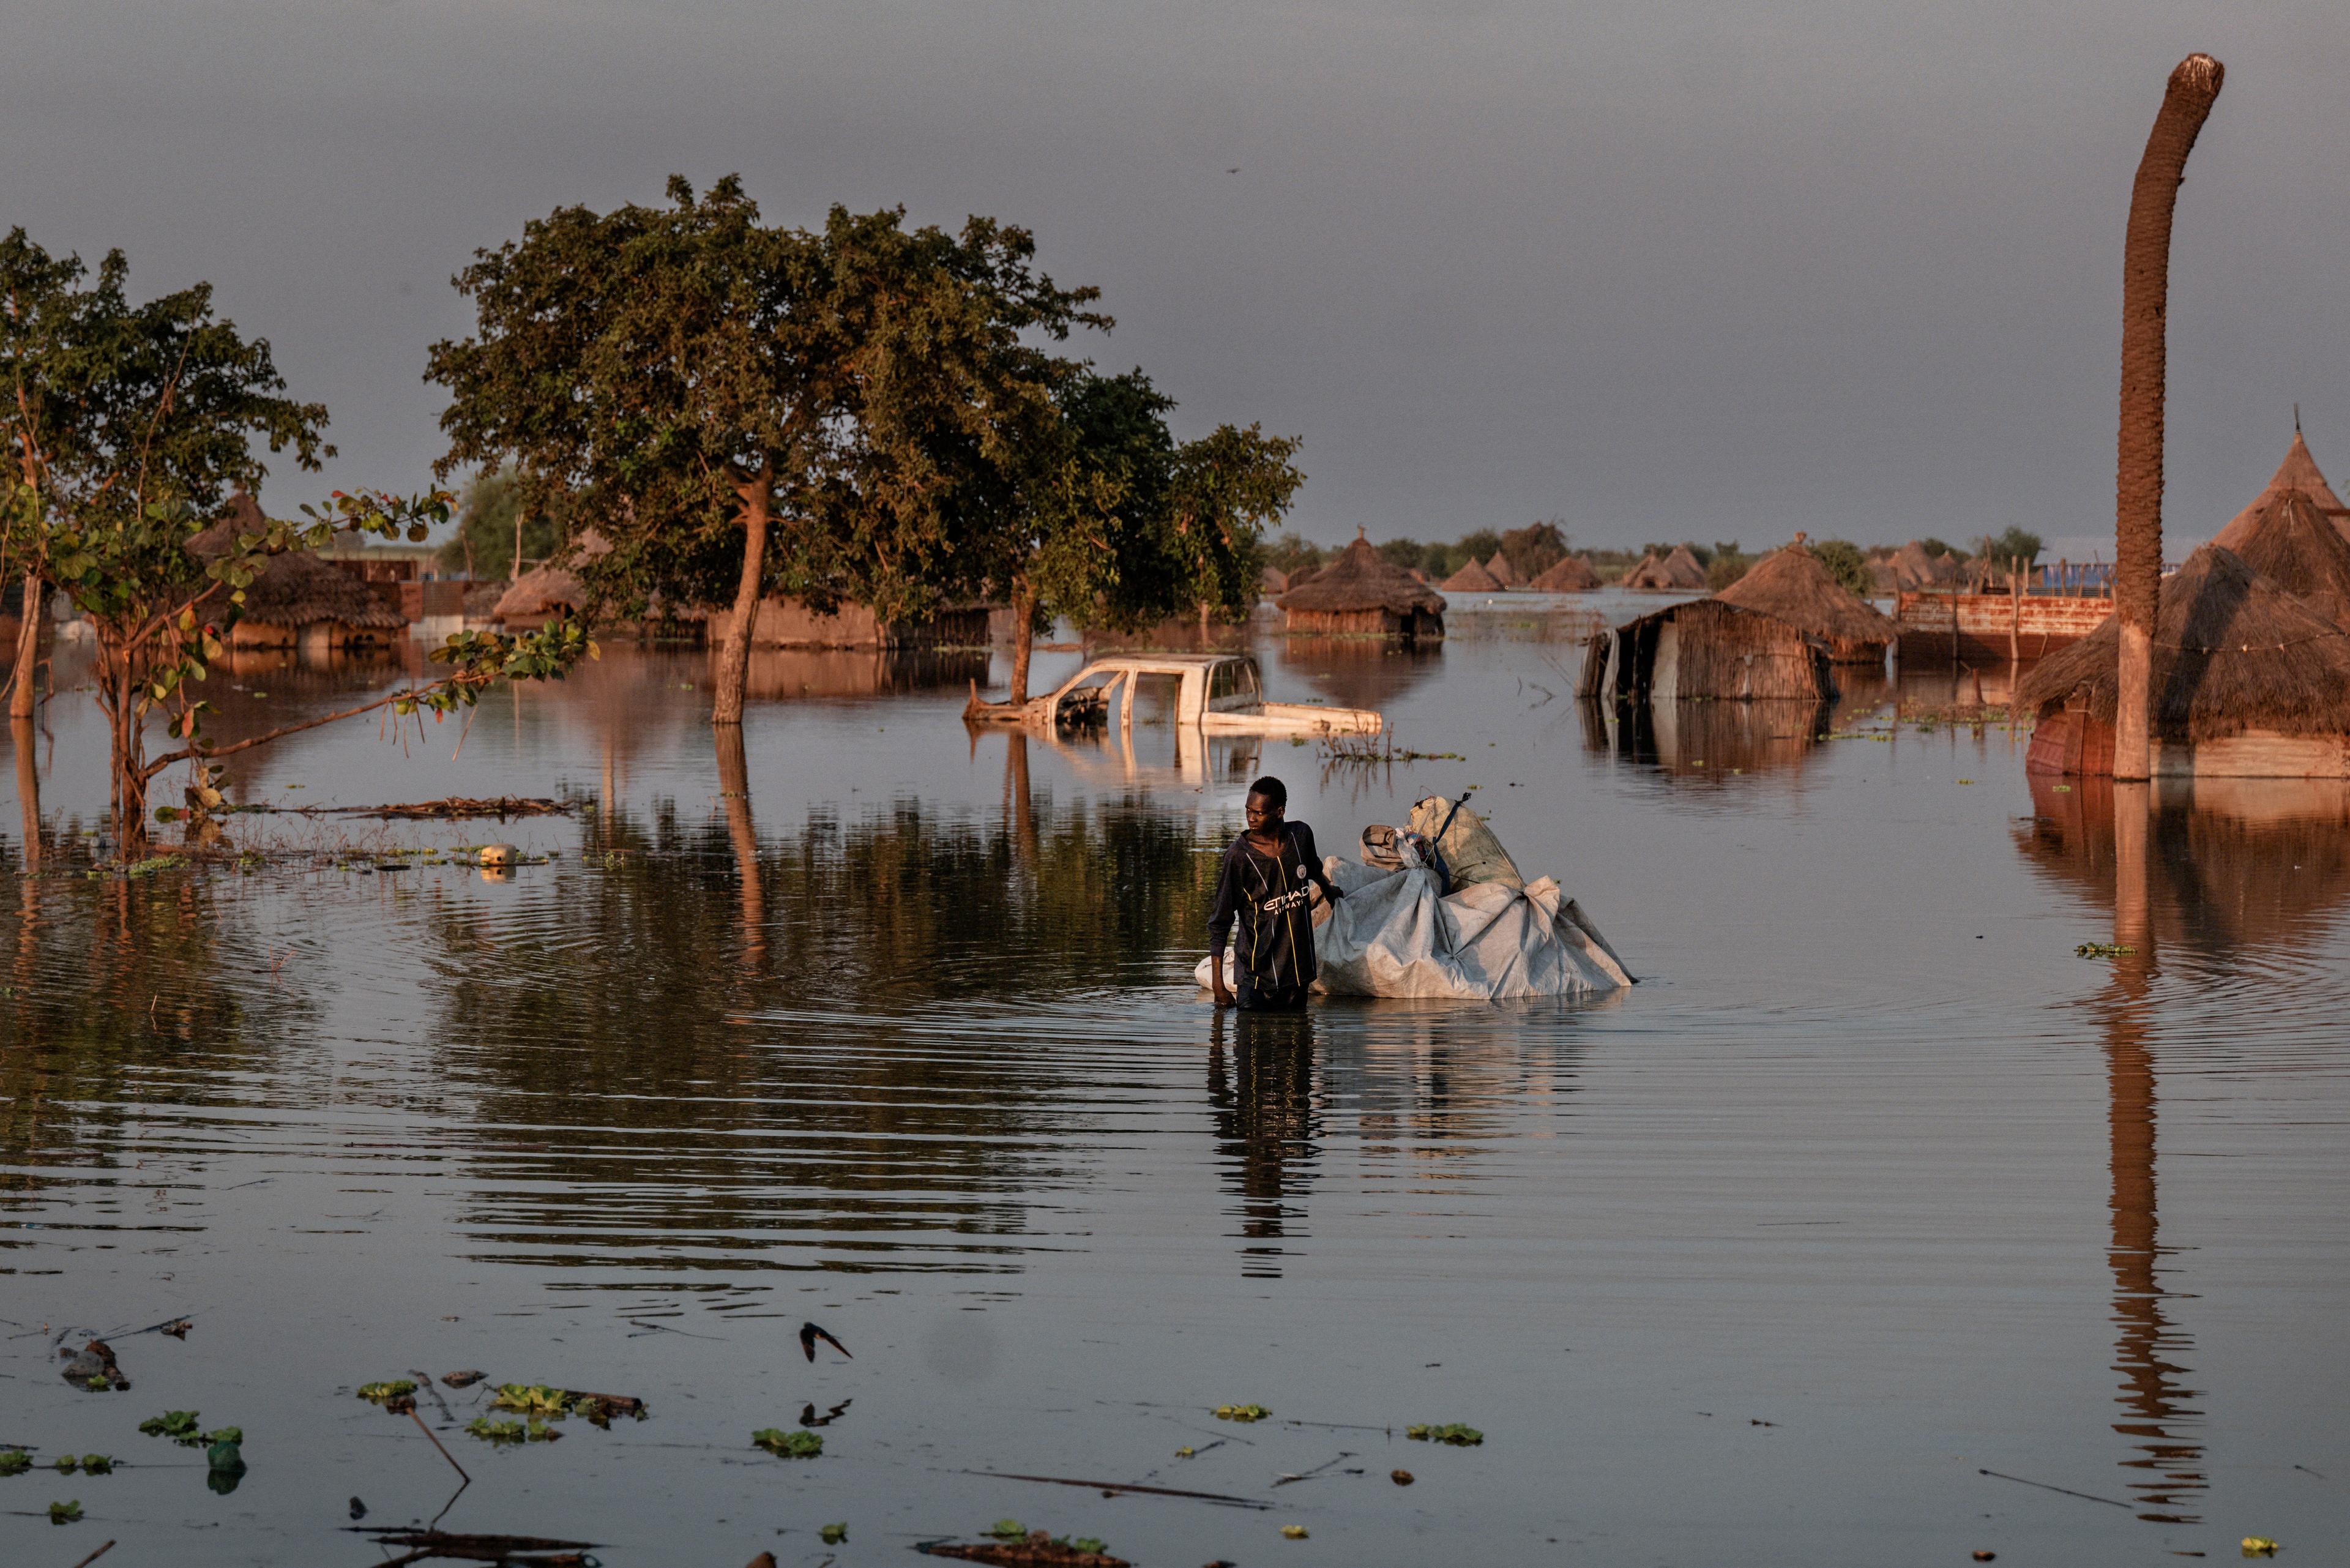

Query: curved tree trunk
left=712, top=468, right=771, bottom=726
left=2113, top=54, right=2223, bottom=781
left=9, top=573, right=40, bottom=720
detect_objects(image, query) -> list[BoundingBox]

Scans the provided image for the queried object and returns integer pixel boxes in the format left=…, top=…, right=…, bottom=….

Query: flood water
left=3, top=594, right=2345, bottom=1566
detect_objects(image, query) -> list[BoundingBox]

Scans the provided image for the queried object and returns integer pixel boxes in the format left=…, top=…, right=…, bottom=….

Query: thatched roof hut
left=1530, top=554, right=1599, bottom=592
left=1623, top=545, right=1706, bottom=591
left=2018, top=545, right=2350, bottom=777
left=1712, top=536, right=1898, bottom=663
left=1579, top=598, right=1834, bottom=704
left=187, top=493, right=408, bottom=648
left=2212, top=430, right=2350, bottom=548
left=1259, top=564, right=1291, bottom=595
left=2224, top=488, right=2350, bottom=630
left=494, top=562, right=587, bottom=629
left=1483, top=550, right=1525, bottom=589
left=1274, top=534, right=1445, bottom=638
left=1440, top=558, right=1503, bottom=592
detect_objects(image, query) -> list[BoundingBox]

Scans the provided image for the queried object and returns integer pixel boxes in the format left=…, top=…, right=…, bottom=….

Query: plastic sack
left=1408, top=795, right=1524, bottom=891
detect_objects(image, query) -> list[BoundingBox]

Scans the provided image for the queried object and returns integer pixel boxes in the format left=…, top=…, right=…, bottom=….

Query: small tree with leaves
left=0, top=232, right=592, bottom=850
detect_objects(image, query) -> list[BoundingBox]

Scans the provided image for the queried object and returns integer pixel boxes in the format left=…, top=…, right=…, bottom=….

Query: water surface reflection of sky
left=1, top=614, right=2344, bottom=1566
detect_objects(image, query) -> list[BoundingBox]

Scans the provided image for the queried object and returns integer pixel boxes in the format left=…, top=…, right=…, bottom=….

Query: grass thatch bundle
left=2016, top=544, right=2350, bottom=742
left=2223, top=488, right=2350, bottom=630
left=1530, top=554, right=1598, bottom=591
left=1713, top=540, right=1898, bottom=663
left=1275, top=535, right=1446, bottom=637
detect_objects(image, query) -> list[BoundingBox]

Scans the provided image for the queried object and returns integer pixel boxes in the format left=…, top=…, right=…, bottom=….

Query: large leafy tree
left=428, top=178, right=1107, bottom=725
left=0, top=231, right=592, bottom=849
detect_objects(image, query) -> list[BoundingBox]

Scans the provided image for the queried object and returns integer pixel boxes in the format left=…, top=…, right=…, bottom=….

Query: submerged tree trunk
left=2113, top=55, right=2223, bottom=781
left=12, top=714, right=39, bottom=868
left=104, top=654, right=149, bottom=853
left=715, top=721, right=765, bottom=972
left=1007, top=574, right=1036, bottom=706
left=10, top=573, right=41, bottom=720
left=712, top=469, right=771, bottom=726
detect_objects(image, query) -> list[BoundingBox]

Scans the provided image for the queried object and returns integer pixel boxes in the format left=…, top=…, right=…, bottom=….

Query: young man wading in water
left=1207, top=776, right=1343, bottom=1010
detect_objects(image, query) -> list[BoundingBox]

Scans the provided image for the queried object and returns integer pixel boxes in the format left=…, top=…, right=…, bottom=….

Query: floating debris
left=441, top=1370, right=486, bottom=1388
left=2242, top=1540, right=2280, bottom=1559
left=821, top=1523, right=848, bottom=1544
left=1280, top=1525, right=1309, bottom=1539
left=2076, top=943, right=2138, bottom=959
left=1391, top=1469, right=1414, bottom=1485
left=1213, top=1404, right=1270, bottom=1423
left=751, top=1428, right=822, bottom=1459
left=49, top=1499, right=82, bottom=1525
left=349, top=1528, right=597, bottom=1567
left=59, top=1341, right=129, bottom=1392
left=920, top=1528, right=1127, bottom=1566
left=466, top=1417, right=561, bottom=1446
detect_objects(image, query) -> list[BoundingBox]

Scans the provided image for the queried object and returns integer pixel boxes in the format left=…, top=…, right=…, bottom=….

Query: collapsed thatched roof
left=1531, top=554, right=1598, bottom=591
left=494, top=529, right=610, bottom=621
left=1440, top=558, right=1503, bottom=592
left=2212, top=430, right=2350, bottom=548
left=1892, top=540, right=1962, bottom=588
left=185, top=492, right=406, bottom=630
left=2015, top=545, right=2350, bottom=742
left=1714, top=540, right=1898, bottom=646
left=2225, top=488, right=2350, bottom=630
left=1275, top=535, right=1445, bottom=616
left=1483, top=550, right=1524, bottom=589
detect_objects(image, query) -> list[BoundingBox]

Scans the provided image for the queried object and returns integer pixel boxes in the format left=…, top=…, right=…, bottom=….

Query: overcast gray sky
left=7, top=0, right=2345, bottom=553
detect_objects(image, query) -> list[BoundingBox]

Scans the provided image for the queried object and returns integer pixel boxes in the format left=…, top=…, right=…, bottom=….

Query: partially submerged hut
left=187, top=493, right=408, bottom=651
left=1712, top=536, right=1899, bottom=663
left=1530, top=554, right=1599, bottom=592
left=1622, top=545, right=1706, bottom=591
left=1483, top=550, right=1525, bottom=589
left=2224, top=488, right=2350, bottom=630
left=1578, top=599, right=1834, bottom=704
left=2212, top=429, right=2350, bottom=549
left=1440, top=558, right=1503, bottom=592
left=1275, top=534, right=1446, bottom=638
left=494, top=561, right=588, bottom=630
left=2018, top=545, right=2350, bottom=777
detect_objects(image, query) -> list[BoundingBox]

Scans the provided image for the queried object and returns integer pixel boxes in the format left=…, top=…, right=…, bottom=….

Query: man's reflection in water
left=1206, top=1007, right=1320, bottom=1279
left=2103, top=786, right=2204, bottom=1523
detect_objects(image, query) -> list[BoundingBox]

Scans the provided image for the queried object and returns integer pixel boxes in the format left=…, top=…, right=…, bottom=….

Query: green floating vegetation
left=1406, top=1422, right=1485, bottom=1446
left=0, top=1450, right=31, bottom=1476
left=138, top=1411, right=203, bottom=1445
left=751, top=1428, right=822, bottom=1459
left=820, top=1523, right=848, bottom=1545
left=357, top=1380, right=419, bottom=1404
left=489, top=1383, right=572, bottom=1417
left=464, top=1416, right=561, bottom=1446
left=49, top=1499, right=82, bottom=1524
left=79, top=1455, right=113, bottom=1474
left=983, top=1520, right=1028, bottom=1539
left=979, top=1521, right=1108, bottom=1555
left=2076, top=943, right=2138, bottom=959
left=1213, top=1403, right=1270, bottom=1423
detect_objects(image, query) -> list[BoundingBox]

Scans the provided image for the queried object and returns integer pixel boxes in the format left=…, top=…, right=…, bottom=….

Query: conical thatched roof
left=2015, top=545, right=2350, bottom=742
left=1440, top=558, right=1504, bottom=592
left=1258, top=564, right=1290, bottom=595
left=2225, top=488, right=2350, bottom=630
left=2213, top=430, right=2350, bottom=548
left=185, top=492, right=406, bottom=630
left=1530, top=554, right=1598, bottom=591
left=1275, top=535, right=1445, bottom=616
left=1714, top=540, right=1898, bottom=648
left=1892, top=540, right=1961, bottom=588
left=1483, top=550, right=1524, bottom=589
left=1620, top=551, right=1669, bottom=589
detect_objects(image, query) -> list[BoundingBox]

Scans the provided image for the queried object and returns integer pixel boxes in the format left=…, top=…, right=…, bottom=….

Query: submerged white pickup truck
left=966, top=652, right=1383, bottom=736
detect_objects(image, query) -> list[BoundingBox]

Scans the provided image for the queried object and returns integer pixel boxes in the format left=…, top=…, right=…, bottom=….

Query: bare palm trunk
left=1007, top=575, right=1035, bottom=705
left=9, top=574, right=40, bottom=720
left=2113, top=55, right=2223, bottom=780
left=712, top=469, right=770, bottom=726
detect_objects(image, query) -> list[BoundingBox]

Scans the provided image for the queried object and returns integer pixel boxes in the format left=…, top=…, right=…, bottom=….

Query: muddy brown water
left=2, top=598, right=2344, bottom=1566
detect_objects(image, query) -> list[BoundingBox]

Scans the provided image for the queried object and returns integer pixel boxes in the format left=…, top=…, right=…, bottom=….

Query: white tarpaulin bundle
left=1194, top=799, right=1634, bottom=1001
